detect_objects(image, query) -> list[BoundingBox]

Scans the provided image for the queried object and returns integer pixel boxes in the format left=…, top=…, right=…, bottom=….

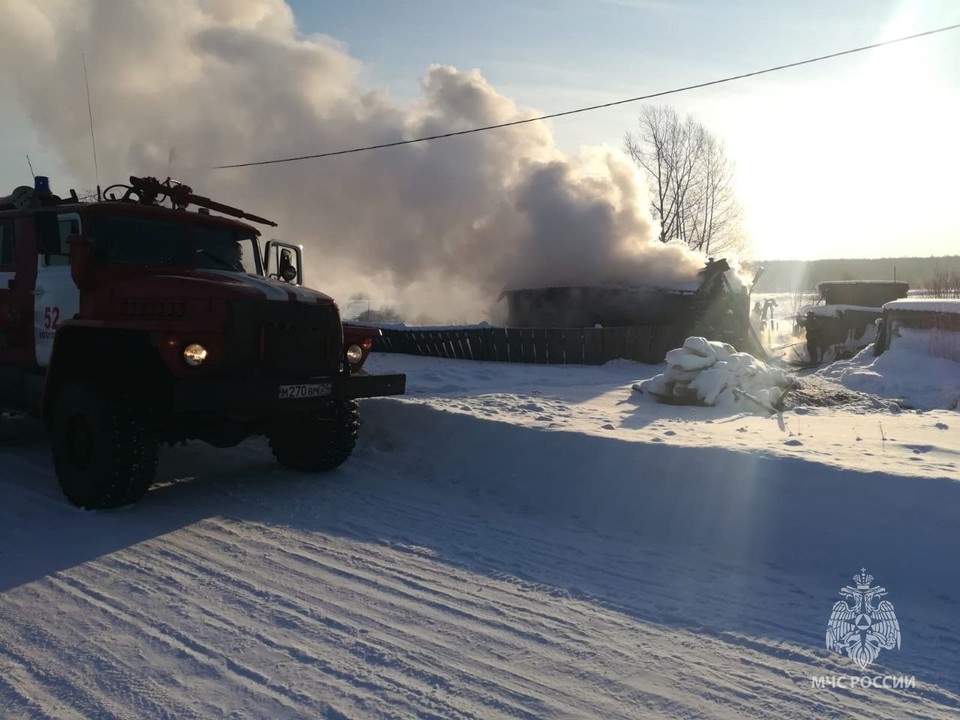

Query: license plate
left=278, top=383, right=332, bottom=400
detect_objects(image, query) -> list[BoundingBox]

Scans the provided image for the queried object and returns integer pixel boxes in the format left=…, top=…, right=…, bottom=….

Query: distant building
left=876, top=298, right=960, bottom=357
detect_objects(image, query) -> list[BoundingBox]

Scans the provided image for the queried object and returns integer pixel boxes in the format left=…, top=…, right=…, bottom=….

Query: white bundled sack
left=637, top=337, right=793, bottom=411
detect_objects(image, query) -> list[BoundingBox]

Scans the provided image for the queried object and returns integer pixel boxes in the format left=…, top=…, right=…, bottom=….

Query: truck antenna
left=26, top=154, right=35, bottom=179
left=81, top=52, right=101, bottom=201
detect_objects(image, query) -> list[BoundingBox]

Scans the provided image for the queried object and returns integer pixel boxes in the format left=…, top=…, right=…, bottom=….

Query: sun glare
left=725, top=3, right=958, bottom=261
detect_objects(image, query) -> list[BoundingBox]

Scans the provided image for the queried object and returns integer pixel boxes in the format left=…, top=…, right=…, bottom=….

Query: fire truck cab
left=0, top=176, right=405, bottom=509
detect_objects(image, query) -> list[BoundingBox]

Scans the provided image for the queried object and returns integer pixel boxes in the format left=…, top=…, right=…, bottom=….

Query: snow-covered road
left=1, top=356, right=958, bottom=718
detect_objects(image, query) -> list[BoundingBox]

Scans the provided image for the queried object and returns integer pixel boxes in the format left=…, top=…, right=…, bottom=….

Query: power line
left=213, top=22, right=960, bottom=170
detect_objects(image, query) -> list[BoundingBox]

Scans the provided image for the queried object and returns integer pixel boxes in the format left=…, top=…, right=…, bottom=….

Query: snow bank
left=637, top=337, right=794, bottom=411
left=818, top=328, right=960, bottom=410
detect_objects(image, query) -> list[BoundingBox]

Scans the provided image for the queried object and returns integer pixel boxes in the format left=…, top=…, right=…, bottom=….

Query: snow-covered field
left=1, top=352, right=958, bottom=719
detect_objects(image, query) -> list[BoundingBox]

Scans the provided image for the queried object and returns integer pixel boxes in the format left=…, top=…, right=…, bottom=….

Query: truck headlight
left=345, top=344, right=363, bottom=365
left=183, top=343, right=208, bottom=366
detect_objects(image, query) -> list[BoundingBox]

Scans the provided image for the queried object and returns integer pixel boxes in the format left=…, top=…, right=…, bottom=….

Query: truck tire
left=51, top=384, right=158, bottom=509
left=269, top=399, right=359, bottom=472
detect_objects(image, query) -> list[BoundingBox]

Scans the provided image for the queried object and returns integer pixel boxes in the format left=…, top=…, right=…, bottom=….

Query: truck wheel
left=269, top=399, right=360, bottom=472
left=51, top=384, right=158, bottom=509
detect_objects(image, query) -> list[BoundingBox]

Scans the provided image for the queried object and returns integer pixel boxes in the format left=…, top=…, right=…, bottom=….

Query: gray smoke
left=0, top=0, right=704, bottom=322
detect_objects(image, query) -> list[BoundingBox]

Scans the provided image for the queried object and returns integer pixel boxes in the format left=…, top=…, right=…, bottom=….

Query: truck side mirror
left=279, top=249, right=297, bottom=283
left=67, top=234, right=96, bottom=290
left=264, top=240, right=303, bottom=285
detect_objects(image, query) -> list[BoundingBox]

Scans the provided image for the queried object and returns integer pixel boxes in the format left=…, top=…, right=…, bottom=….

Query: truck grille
left=227, top=301, right=343, bottom=378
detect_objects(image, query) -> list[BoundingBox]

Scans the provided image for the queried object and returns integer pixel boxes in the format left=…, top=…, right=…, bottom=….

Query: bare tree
left=927, top=266, right=960, bottom=298
left=625, top=106, right=743, bottom=255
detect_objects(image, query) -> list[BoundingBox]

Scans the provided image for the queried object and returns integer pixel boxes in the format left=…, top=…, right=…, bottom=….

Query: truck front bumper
left=170, top=372, right=406, bottom=413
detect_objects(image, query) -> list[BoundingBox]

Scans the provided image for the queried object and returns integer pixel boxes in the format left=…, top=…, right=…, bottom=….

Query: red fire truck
left=0, top=176, right=405, bottom=509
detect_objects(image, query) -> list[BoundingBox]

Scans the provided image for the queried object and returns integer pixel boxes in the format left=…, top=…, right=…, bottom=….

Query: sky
left=288, top=0, right=960, bottom=261
left=1, top=0, right=958, bottom=266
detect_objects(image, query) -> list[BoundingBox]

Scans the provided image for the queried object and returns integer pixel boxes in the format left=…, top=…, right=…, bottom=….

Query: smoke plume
left=0, top=0, right=705, bottom=322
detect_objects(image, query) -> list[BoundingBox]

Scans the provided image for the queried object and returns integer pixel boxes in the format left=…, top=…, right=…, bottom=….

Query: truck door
left=34, top=212, right=82, bottom=367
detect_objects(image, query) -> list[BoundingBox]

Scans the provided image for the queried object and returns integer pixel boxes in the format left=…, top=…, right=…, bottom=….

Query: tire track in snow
left=45, top=574, right=321, bottom=719
left=0, top=645, right=89, bottom=720
left=70, top=514, right=672, bottom=719
left=54, top=522, right=542, bottom=720
left=84, top=549, right=485, bottom=720
left=191, top=518, right=639, bottom=683
left=144, top=520, right=840, bottom=714
left=250, top=515, right=593, bottom=638
left=173, top=501, right=960, bottom=718
left=155, top=522, right=588, bottom=718
left=196, top=519, right=574, bottom=648
left=0, top=602, right=171, bottom=720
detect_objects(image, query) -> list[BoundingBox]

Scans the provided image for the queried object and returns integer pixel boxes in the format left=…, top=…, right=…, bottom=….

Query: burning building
left=500, top=259, right=764, bottom=357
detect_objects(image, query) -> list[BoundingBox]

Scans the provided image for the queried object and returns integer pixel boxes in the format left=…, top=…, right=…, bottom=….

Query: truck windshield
left=92, top=217, right=190, bottom=265
left=194, top=225, right=261, bottom=275
left=91, top=217, right=262, bottom=275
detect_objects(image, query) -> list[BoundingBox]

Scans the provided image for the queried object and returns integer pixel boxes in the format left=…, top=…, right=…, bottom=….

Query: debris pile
left=636, top=337, right=795, bottom=411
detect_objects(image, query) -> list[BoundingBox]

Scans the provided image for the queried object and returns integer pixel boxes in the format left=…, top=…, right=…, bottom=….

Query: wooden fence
left=370, top=324, right=689, bottom=365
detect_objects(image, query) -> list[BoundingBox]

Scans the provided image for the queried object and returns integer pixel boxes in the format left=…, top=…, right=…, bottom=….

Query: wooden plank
left=449, top=329, right=464, bottom=359
left=482, top=328, right=499, bottom=362
left=419, top=330, right=434, bottom=357
left=583, top=328, right=603, bottom=365
left=651, top=323, right=683, bottom=363
left=391, top=330, right=406, bottom=354
left=445, top=330, right=461, bottom=359
left=404, top=331, right=418, bottom=356
left=473, top=328, right=489, bottom=361
left=621, top=326, right=639, bottom=362
left=424, top=330, right=440, bottom=357
left=527, top=328, right=547, bottom=363
left=384, top=330, right=400, bottom=354
left=443, top=330, right=463, bottom=360
left=472, top=328, right=489, bottom=361
left=641, top=326, right=656, bottom=362
left=415, top=330, right=431, bottom=357
left=545, top=328, right=565, bottom=364
left=505, top=328, right=523, bottom=363
left=526, top=328, right=542, bottom=363
left=561, top=329, right=585, bottom=365
left=391, top=329, right=407, bottom=354
left=648, top=325, right=667, bottom=363
left=457, top=330, right=473, bottom=360
left=434, top=330, right=451, bottom=358
left=519, top=329, right=537, bottom=363
left=601, top=327, right=627, bottom=362
left=464, top=329, right=482, bottom=360
left=397, top=330, right=413, bottom=356
left=491, top=327, right=509, bottom=362
left=639, top=325, right=658, bottom=363
left=623, top=325, right=648, bottom=363
left=630, top=326, right=647, bottom=362
left=439, top=330, right=454, bottom=358
left=396, top=330, right=409, bottom=355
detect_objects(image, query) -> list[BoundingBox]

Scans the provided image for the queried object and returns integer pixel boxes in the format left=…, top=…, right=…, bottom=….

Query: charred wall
left=502, top=286, right=696, bottom=329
